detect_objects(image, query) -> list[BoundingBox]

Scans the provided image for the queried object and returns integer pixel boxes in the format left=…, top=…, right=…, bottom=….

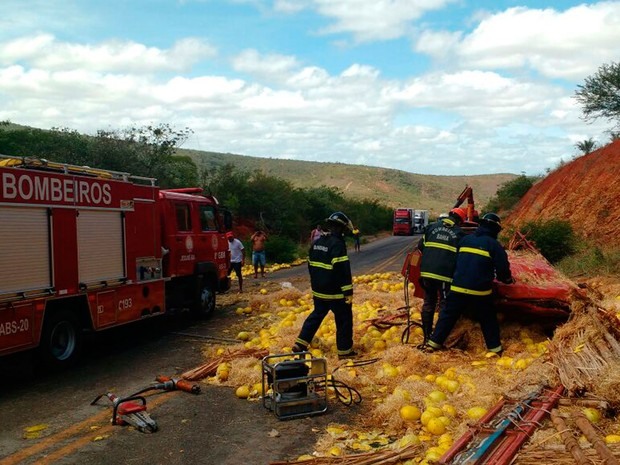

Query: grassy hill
left=181, top=148, right=517, bottom=215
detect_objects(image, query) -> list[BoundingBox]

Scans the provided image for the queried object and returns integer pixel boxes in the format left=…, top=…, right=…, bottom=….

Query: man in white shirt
left=226, top=231, right=245, bottom=293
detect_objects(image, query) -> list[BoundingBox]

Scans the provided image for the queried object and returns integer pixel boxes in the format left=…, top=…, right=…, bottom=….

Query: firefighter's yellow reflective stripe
left=338, top=348, right=355, bottom=355
left=460, top=247, right=491, bottom=258
left=341, top=284, right=353, bottom=292
left=420, top=271, right=452, bottom=282
left=312, top=290, right=345, bottom=299
left=443, top=218, right=455, bottom=226
left=332, top=256, right=349, bottom=265
left=451, top=285, right=492, bottom=296
left=425, top=242, right=457, bottom=253
left=427, top=340, right=442, bottom=349
left=309, top=260, right=333, bottom=270
left=488, top=345, right=503, bottom=353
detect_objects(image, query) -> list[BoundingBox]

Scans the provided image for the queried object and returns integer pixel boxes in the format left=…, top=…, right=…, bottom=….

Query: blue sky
left=1, top=0, right=618, bottom=175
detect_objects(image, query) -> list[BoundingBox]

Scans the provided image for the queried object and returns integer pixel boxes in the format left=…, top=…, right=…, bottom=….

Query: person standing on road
left=227, top=231, right=245, bottom=293
left=352, top=227, right=361, bottom=252
left=309, top=224, right=322, bottom=243
left=425, top=213, right=514, bottom=355
left=250, top=229, right=268, bottom=278
left=416, top=208, right=466, bottom=348
left=292, top=212, right=357, bottom=359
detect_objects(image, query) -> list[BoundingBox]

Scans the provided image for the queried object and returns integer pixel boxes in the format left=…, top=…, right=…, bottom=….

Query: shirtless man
left=250, top=229, right=268, bottom=278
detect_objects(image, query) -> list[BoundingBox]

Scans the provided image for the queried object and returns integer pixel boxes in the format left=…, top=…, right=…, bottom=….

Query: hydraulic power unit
left=261, top=352, right=328, bottom=420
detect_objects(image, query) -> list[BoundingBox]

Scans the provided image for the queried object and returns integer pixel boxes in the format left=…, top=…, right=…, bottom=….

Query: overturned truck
left=402, top=231, right=578, bottom=329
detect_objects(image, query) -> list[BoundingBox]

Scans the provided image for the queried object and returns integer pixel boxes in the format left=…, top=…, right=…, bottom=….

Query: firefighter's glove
left=502, top=277, right=515, bottom=285
left=344, top=296, right=353, bottom=306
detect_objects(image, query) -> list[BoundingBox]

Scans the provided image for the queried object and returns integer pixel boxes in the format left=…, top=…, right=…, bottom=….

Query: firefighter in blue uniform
left=417, top=207, right=466, bottom=348
left=426, top=213, right=514, bottom=355
left=292, top=212, right=357, bottom=359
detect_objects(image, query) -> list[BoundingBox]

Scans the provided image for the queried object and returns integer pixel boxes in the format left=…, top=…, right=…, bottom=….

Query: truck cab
left=158, top=188, right=231, bottom=317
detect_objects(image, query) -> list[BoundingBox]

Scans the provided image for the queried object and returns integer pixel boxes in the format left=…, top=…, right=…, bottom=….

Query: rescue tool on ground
left=154, top=375, right=201, bottom=394
left=0, top=155, right=233, bottom=369
left=91, top=392, right=158, bottom=433
left=261, top=351, right=369, bottom=420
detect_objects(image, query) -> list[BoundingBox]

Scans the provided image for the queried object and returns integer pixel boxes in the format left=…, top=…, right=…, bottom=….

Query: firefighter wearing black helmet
left=425, top=212, right=514, bottom=355
left=292, top=212, right=357, bottom=359
left=416, top=207, right=466, bottom=348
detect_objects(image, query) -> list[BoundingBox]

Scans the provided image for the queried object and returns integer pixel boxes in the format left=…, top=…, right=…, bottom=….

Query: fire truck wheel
left=192, top=282, right=216, bottom=318
left=38, top=310, right=82, bottom=370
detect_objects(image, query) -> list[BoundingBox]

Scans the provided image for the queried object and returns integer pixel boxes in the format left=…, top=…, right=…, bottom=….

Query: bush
left=519, top=219, right=576, bottom=263
left=263, top=235, right=299, bottom=263
left=484, top=175, right=538, bottom=213
left=557, top=245, right=620, bottom=277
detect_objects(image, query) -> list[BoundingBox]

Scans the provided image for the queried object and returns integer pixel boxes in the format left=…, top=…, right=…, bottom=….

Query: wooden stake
left=550, top=409, right=589, bottom=465
left=573, top=411, right=619, bottom=465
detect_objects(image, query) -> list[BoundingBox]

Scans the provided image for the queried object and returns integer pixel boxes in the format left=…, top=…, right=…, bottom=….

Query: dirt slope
left=506, top=139, right=620, bottom=248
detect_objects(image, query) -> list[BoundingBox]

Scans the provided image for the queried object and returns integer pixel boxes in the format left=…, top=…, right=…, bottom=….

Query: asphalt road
left=0, top=234, right=419, bottom=465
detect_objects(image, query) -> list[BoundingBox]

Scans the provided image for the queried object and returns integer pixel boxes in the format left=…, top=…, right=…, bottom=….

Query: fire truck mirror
left=223, top=210, right=233, bottom=230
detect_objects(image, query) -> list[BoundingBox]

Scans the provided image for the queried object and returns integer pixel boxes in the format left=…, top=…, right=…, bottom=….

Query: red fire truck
left=0, top=155, right=232, bottom=369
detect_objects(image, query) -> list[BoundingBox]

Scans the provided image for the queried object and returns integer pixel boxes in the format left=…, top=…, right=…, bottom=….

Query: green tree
left=484, top=174, right=537, bottom=213
left=90, top=125, right=196, bottom=187
left=574, top=61, right=620, bottom=129
left=0, top=124, right=197, bottom=188
left=574, top=137, right=597, bottom=155
left=0, top=126, right=89, bottom=161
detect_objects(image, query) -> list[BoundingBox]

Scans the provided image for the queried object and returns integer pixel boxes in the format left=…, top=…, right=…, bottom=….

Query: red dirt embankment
left=506, top=139, right=620, bottom=248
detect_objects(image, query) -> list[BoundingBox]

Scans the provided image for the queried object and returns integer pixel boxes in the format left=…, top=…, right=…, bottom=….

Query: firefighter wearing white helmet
left=425, top=212, right=514, bottom=355
left=292, top=211, right=357, bottom=359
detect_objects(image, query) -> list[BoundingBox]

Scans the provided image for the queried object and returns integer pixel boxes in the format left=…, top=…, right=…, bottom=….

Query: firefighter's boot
left=417, top=311, right=434, bottom=349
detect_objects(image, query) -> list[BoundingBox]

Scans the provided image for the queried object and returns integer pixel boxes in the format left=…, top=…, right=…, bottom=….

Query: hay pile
left=548, top=296, right=620, bottom=405
left=183, top=270, right=620, bottom=464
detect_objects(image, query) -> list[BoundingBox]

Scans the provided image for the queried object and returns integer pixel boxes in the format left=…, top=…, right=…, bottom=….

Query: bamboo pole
left=550, top=409, right=589, bottom=465
left=181, top=348, right=269, bottom=381
left=558, top=398, right=608, bottom=410
left=269, top=443, right=422, bottom=465
left=573, top=411, right=619, bottom=465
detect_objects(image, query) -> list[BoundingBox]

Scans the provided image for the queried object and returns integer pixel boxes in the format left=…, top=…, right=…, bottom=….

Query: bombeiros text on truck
left=0, top=155, right=232, bottom=369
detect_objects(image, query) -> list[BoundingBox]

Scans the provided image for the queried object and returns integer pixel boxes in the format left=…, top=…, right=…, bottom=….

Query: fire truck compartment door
left=96, top=290, right=117, bottom=327
left=0, top=207, right=51, bottom=295
left=77, top=210, right=124, bottom=285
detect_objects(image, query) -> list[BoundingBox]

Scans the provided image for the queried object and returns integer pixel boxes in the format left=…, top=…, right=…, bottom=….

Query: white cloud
left=231, top=49, right=301, bottom=83
left=416, top=2, right=620, bottom=79
left=0, top=0, right=85, bottom=39
left=0, top=34, right=216, bottom=73
left=310, top=0, right=456, bottom=42
left=273, top=0, right=312, bottom=13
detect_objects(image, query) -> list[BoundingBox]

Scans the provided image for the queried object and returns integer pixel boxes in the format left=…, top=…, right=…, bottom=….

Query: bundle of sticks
left=180, top=347, right=269, bottom=381
left=548, top=297, right=620, bottom=403
left=269, top=442, right=422, bottom=465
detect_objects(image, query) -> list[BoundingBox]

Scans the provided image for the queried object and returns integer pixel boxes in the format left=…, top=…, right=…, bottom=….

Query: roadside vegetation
left=487, top=175, right=613, bottom=278
left=483, top=174, right=539, bottom=215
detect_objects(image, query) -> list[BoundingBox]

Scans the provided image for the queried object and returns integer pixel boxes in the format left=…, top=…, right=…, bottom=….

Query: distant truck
left=413, top=210, right=429, bottom=234
left=393, top=208, right=414, bottom=236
